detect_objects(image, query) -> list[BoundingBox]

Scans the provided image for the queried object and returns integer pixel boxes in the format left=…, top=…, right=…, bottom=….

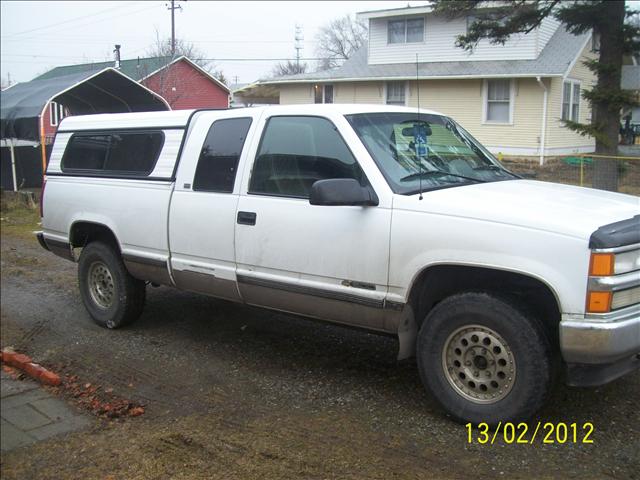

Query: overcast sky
left=0, top=0, right=414, bottom=85
left=2, top=1, right=638, bottom=87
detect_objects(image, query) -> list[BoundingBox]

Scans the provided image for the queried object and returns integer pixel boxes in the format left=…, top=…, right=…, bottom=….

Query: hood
left=394, top=180, right=640, bottom=242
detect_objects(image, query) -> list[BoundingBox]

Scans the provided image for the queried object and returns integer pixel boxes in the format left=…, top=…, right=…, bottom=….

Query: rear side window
left=62, top=131, right=164, bottom=175
left=249, top=116, right=366, bottom=198
left=193, top=118, right=253, bottom=192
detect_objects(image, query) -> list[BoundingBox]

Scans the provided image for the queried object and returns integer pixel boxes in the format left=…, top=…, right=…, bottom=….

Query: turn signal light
left=589, top=253, right=614, bottom=276
left=586, top=291, right=612, bottom=313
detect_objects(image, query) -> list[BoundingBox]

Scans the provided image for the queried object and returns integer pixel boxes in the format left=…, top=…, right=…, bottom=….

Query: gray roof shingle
left=262, top=27, right=590, bottom=84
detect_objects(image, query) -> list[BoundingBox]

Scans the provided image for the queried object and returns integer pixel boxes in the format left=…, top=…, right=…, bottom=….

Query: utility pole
left=167, top=0, right=182, bottom=56
left=294, top=24, right=303, bottom=69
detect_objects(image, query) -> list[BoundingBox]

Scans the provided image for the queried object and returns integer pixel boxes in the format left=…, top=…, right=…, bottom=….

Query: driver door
left=234, top=113, right=392, bottom=331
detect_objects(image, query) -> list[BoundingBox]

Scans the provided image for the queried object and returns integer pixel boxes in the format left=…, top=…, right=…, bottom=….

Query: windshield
left=345, top=112, right=518, bottom=195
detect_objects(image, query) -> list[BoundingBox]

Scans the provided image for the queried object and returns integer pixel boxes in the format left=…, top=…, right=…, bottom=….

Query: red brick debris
left=56, top=375, right=146, bottom=418
left=1, top=348, right=61, bottom=386
left=1, top=348, right=145, bottom=418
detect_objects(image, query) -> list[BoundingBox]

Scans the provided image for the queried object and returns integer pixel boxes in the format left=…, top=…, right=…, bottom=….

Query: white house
left=261, top=5, right=598, bottom=162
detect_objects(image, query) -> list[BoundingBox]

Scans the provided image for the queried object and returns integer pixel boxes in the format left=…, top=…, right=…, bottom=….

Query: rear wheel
left=78, top=242, right=145, bottom=328
left=417, top=292, right=552, bottom=425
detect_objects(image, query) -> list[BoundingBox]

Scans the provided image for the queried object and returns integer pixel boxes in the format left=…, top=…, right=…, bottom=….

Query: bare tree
left=145, top=31, right=227, bottom=84
left=1, top=75, right=11, bottom=90
left=315, top=14, right=368, bottom=70
left=141, top=33, right=228, bottom=108
left=271, top=60, right=308, bottom=77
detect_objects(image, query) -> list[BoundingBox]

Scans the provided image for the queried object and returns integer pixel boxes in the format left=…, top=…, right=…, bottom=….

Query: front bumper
left=560, top=304, right=640, bottom=386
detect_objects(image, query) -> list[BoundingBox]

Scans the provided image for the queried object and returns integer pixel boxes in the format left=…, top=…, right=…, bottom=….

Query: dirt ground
left=1, top=200, right=639, bottom=479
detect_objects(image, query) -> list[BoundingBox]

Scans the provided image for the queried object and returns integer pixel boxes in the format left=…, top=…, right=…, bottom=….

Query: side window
left=62, top=135, right=110, bottom=170
left=193, top=117, right=253, bottom=193
left=62, top=131, right=164, bottom=175
left=249, top=116, right=366, bottom=199
left=106, top=132, right=164, bottom=173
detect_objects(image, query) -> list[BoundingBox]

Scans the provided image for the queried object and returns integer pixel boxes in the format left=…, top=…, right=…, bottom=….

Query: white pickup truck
left=38, top=104, right=639, bottom=424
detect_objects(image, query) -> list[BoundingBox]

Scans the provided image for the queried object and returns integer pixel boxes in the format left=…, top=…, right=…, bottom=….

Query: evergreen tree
left=432, top=0, right=640, bottom=191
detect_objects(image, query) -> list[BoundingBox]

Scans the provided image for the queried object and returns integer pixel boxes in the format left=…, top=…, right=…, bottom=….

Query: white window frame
left=387, top=17, right=425, bottom=45
left=482, top=79, right=515, bottom=125
left=58, top=103, right=66, bottom=121
left=313, top=84, right=334, bottom=104
left=562, top=80, right=581, bottom=122
left=49, top=101, right=59, bottom=127
left=384, top=81, right=408, bottom=106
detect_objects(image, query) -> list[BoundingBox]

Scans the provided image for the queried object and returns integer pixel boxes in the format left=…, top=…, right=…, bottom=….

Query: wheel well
left=69, top=222, right=120, bottom=254
left=408, top=265, right=561, bottom=343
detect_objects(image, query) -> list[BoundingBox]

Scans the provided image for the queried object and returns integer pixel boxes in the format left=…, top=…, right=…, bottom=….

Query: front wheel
left=417, top=292, right=552, bottom=425
left=78, top=241, right=146, bottom=328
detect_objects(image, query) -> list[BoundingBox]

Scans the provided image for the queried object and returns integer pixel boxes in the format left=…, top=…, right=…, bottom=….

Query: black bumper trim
left=36, top=232, right=49, bottom=251
left=566, top=353, right=640, bottom=387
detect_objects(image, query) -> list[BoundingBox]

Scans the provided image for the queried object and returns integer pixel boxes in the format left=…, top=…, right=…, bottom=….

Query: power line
left=0, top=36, right=319, bottom=44
left=202, top=57, right=334, bottom=61
left=2, top=54, right=334, bottom=62
left=3, top=4, right=130, bottom=37
left=2, top=3, right=158, bottom=39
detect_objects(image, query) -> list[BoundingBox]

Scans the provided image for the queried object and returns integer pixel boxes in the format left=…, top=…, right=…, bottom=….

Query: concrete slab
left=1, top=369, right=91, bottom=452
left=1, top=371, right=38, bottom=398
left=1, top=388, right=51, bottom=410
left=28, top=415, right=90, bottom=442
left=30, top=397, right=76, bottom=422
left=0, top=419, right=35, bottom=452
left=2, top=404, right=52, bottom=431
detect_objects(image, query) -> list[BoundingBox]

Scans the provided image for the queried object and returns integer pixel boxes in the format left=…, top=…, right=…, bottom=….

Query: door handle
left=237, top=211, right=257, bottom=226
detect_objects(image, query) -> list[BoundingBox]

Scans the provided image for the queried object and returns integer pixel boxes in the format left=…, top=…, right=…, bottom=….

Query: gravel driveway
left=1, top=228, right=638, bottom=479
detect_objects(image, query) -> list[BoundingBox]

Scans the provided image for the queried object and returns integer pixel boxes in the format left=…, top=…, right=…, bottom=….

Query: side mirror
left=309, top=179, right=379, bottom=206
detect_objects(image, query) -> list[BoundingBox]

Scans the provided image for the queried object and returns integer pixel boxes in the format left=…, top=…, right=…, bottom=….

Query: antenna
left=294, top=24, right=304, bottom=68
left=416, top=53, right=423, bottom=201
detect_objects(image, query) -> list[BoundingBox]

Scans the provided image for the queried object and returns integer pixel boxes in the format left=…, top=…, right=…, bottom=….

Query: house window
left=314, top=84, right=334, bottom=104
left=324, top=85, right=333, bottom=103
left=466, top=15, right=478, bottom=34
left=591, top=32, right=600, bottom=52
left=485, top=79, right=512, bottom=123
left=58, top=103, right=66, bottom=122
left=386, top=81, right=406, bottom=105
left=388, top=17, right=424, bottom=44
left=562, top=81, right=580, bottom=121
left=49, top=101, right=59, bottom=127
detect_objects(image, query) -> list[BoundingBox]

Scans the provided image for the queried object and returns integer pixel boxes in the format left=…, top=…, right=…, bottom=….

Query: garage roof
left=1, top=68, right=169, bottom=141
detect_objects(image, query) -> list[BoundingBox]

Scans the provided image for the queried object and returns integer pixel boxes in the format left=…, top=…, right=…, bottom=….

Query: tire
left=78, top=241, right=146, bottom=329
left=416, top=292, right=552, bottom=425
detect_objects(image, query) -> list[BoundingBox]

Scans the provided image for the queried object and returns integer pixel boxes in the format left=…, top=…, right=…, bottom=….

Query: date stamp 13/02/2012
left=466, top=422, right=595, bottom=445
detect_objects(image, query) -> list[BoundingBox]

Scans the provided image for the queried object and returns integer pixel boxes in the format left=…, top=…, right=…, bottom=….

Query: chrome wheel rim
left=88, top=261, right=115, bottom=309
left=442, top=324, right=516, bottom=404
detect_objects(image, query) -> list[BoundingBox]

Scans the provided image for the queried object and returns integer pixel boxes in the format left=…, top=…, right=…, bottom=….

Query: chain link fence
left=501, top=153, right=640, bottom=196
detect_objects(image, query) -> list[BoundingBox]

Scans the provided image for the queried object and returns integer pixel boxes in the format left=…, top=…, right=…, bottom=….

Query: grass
left=0, top=192, right=41, bottom=240
left=502, top=157, right=640, bottom=196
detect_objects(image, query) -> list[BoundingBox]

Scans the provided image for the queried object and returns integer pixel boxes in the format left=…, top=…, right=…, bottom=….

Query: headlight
left=586, top=249, right=640, bottom=314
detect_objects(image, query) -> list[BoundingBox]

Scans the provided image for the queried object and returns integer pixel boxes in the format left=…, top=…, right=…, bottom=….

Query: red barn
left=141, top=56, right=230, bottom=110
